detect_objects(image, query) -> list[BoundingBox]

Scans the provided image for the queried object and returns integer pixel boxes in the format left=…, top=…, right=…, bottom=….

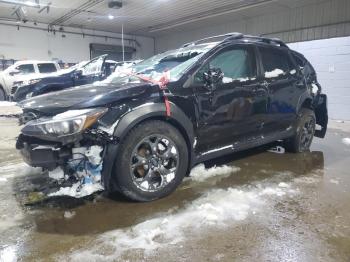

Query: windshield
left=103, top=42, right=217, bottom=85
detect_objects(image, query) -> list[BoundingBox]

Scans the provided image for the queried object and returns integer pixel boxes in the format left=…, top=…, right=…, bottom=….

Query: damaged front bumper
left=16, top=134, right=70, bottom=169
left=16, top=126, right=120, bottom=197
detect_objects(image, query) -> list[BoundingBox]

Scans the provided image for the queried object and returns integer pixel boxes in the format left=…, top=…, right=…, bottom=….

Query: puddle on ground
left=0, top=117, right=350, bottom=262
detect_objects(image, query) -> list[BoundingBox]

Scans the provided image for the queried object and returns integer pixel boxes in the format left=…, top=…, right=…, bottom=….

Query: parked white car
left=0, top=60, right=61, bottom=100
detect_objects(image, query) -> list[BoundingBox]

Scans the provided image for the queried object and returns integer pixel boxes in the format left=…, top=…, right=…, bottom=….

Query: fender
left=296, top=90, right=313, bottom=114
left=34, top=83, right=71, bottom=97
left=113, top=102, right=195, bottom=144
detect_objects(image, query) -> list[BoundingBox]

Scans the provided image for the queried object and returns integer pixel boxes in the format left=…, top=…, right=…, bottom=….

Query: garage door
left=90, top=43, right=136, bottom=62
left=289, top=36, right=350, bottom=120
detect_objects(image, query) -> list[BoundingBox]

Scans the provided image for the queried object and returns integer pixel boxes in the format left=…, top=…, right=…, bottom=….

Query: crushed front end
left=16, top=107, right=119, bottom=197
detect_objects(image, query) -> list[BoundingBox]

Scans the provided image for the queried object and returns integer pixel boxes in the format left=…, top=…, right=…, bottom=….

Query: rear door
left=37, top=63, right=59, bottom=74
left=192, top=44, right=268, bottom=152
left=258, top=46, right=301, bottom=133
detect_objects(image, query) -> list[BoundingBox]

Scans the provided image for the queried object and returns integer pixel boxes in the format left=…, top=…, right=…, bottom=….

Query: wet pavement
left=0, top=116, right=349, bottom=262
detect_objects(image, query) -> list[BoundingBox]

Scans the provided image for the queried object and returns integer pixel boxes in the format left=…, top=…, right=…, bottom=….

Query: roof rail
left=243, top=35, right=288, bottom=48
left=181, top=33, right=288, bottom=49
left=181, top=32, right=243, bottom=47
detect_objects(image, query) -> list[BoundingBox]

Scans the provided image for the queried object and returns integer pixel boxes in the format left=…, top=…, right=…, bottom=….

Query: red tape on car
left=122, top=71, right=171, bottom=117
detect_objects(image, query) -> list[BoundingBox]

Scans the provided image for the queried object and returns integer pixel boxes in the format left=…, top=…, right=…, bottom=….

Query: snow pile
left=0, top=245, right=17, bottom=262
left=0, top=101, right=16, bottom=107
left=48, top=167, right=65, bottom=180
left=48, top=181, right=104, bottom=198
left=259, top=186, right=288, bottom=197
left=268, top=146, right=285, bottom=154
left=342, top=138, right=350, bottom=146
left=0, top=101, right=22, bottom=116
left=278, top=182, right=290, bottom=188
left=67, top=181, right=296, bottom=261
left=329, top=179, right=339, bottom=185
left=311, top=83, right=319, bottom=94
left=222, top=77, right=250, bottom=84
left=64, top=211, right=76, bottom=219
left=265, top=69, right=284, bottom=78
left=0, top=162, right=41, bottom=177
left=189, top=164, right=240, bottom=182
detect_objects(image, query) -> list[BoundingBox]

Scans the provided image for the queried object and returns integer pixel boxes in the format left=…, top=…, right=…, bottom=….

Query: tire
left=285, top=108, right=316, bottom=153
left=0, top=88, right=6, bottom=101
left=112, top=120, right=189, bottom=202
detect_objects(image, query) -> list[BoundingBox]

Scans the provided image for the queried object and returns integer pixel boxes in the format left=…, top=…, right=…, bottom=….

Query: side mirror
left=9, top=69, right=20, bottom=76
left=203, top=68, right=224, bottom=90
left=74, top=69, right=83, bottom=79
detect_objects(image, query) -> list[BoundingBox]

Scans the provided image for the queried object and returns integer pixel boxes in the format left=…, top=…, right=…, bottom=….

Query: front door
left=191, top=45, right=268, bottom=153
left=74, top=55, right=107, bottom=86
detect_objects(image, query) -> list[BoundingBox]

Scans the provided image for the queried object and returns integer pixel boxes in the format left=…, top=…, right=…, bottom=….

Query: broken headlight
left=26, top=108, right=107, bottom=137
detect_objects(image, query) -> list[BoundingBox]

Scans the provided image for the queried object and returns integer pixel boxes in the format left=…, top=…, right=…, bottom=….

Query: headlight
left=29, top=108, right=107, bottom=137
left=28, top=79, right=41, bottom=85
left=18, top=79, right=41, bottom=87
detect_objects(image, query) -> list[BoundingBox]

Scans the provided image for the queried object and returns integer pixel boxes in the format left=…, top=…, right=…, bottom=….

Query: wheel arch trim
left=113, top=102, right=195, bottom=146
left=296, top=91, right=313, bottom=114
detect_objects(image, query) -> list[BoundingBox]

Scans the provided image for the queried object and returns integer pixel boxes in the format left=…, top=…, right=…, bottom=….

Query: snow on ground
left=189, top=164, right=240, bottom=182
left=64, top=211, right=76, bottom=219
left=0, top=102, right=17, bottom=107
left=67, top=179, right=298, bottom=261
left=329, top=179, right=340, bottom=185
left=0, top=163, right=41, bottom=239
left=0, top=245, right=17, bottom=262
left=342, top=138, right=350, bottom=146
left=0, top=162, right=41, bottom=177
left=0, top=102, right=22, bottom=116
left=48, top=182, right=104, bottom=198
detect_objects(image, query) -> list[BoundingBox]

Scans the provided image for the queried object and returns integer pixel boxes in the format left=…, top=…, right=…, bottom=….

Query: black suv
left=16, top=33, right=328, bottom=202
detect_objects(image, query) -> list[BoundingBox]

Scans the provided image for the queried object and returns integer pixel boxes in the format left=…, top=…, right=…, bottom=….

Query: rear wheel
left=113, top=120, right=188, bottom=202
left=285, top=108, right=316, bottom=153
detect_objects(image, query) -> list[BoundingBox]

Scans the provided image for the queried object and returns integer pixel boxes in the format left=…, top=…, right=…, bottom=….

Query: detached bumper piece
left=16, top=134, right=70, bottom=170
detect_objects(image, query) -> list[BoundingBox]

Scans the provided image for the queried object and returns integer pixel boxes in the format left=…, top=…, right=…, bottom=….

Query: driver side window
left=15, top=64, right=35, bottom=75
left=82, top=57, right=104, bottom=76
left=195, top=47, right=256, bottom=84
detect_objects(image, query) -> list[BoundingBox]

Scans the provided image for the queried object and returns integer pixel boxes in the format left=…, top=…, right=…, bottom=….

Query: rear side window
left=259, top=47, right=295, bottom=78
left=292, top=52, right=316, bottom=82
left=37, top=63, right=57, bottom=73
left=15, top=64, right=35, bottom=74
left=292, top=52, right=306, bottom=68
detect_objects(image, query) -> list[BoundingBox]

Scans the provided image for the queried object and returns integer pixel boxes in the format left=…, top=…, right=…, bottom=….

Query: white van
left=0, top=60, right=60, bottom=100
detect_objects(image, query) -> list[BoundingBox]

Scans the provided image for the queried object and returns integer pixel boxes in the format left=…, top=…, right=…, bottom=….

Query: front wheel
left=112, top=120, right=189, bottom=202
left=285, top=108, right=316, bottom=153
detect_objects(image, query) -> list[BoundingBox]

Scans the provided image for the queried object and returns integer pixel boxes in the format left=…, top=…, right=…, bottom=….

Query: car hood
left=19, top=82, right=157, bottom=115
